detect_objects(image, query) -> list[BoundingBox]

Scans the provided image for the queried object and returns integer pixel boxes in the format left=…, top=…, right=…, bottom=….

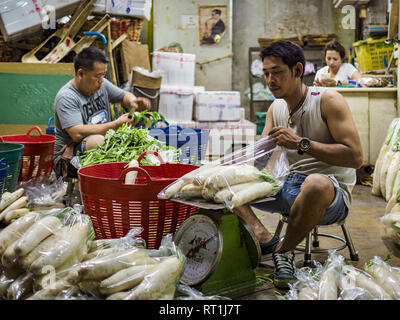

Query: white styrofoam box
left=93, top=0, right=106, bottom=14
left=194, top=91, right=241, bottom=122
left=239, top=108, right=245, bottom=122
left=166, top=120, right=197, bottom=129
left=159, top=86, right=194, bottom=122
left=195, top=120, right=257, bottom=156
left=0, top=0, right=45, bottom=41
left=93, top=0, right=152, bottom=20
left=41, top=0, right=81, bottom=19
left=152, top=51, right=196, bottom=87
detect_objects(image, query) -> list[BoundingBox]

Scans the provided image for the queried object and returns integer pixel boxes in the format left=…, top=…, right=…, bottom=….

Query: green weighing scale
left=174, top=208, right=261, bottom=298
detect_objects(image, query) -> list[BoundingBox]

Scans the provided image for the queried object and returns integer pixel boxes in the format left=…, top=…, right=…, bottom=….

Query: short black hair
left=74, top=47, right=108, bottom=74
left=260, top=40, right=306, bottom=79
left=212, top=9, right=222, bottom=15
left=323, top=39, right=346, bottom=61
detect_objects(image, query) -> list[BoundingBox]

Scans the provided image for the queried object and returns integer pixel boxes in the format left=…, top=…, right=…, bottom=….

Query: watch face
left=299, top=138, right=311, bottom=151
left=174, top=215, right=222, bottom=286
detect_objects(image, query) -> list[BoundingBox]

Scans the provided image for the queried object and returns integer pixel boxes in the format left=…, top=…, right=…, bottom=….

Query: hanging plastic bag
left=158, top=135, right=290, bottom=210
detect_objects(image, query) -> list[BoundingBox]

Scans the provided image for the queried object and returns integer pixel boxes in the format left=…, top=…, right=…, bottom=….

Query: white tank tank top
left=272, top=86, right=356, bottom=208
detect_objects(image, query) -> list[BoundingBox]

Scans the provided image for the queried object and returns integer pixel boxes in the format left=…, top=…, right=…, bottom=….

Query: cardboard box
left=152, top=51, right=196, bottom=87
left=0, top=0, right=44, bottom=41
left=94, top=0, right=152, bottom=20
left=194, top=91, right=241, bottom=122
left=159, top=86, right=194, bottom=122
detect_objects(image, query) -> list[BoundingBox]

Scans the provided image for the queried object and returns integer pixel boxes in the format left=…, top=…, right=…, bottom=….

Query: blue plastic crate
left=0, top=158, right=9, bottom=198
left=46, top=116, right=55, bottom=136
left=149, top=121, right=210, bottom=165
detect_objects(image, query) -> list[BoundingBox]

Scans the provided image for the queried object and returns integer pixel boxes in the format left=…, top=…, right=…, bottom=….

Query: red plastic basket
left=78, top=151, right=199, bottom=249
left=0, top=126, right=55, bottom=181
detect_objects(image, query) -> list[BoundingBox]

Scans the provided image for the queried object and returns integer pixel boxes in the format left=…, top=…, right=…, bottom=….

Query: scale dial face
left=174, top=215, right=222, bottom=286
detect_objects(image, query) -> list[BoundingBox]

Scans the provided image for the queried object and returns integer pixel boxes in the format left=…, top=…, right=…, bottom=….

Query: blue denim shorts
left=251, top=173, right=349, bottom=225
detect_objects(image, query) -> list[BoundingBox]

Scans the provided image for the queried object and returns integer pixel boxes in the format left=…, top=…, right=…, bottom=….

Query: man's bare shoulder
left=320, top=88, right=347, bottom=109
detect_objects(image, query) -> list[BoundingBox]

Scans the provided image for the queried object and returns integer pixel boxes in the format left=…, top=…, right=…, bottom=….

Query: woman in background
left=314, top=40, right=362, bottom=87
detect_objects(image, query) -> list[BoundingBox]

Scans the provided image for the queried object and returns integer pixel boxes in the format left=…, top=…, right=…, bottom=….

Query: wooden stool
left=274, top=215, right=359, bottom=267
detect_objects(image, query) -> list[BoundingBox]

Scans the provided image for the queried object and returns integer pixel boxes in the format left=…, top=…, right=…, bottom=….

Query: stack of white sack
left=159, top=135, right=290, bottom=210
left=282, top=251, right=400, bottom=300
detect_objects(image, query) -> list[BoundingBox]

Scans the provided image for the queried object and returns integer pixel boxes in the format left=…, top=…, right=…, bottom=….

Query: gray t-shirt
left=53, top=78, right=126, bottom=160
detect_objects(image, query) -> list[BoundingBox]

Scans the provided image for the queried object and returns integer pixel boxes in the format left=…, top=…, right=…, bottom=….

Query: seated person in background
left=54, top=47, right=151, bottom=178
left=314, top=39, right=362, bottom=87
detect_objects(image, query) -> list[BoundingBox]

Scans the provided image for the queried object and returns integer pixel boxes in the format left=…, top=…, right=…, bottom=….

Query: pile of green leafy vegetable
left=79, top=123, right=180, bottom=167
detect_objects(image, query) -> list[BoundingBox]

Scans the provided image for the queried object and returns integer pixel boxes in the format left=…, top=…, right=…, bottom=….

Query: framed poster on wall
left=199, top=5, right=227, bottom=45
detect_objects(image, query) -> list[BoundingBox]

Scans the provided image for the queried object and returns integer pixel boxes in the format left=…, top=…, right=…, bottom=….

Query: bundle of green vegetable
left=130, top=110, right=166, bottom=128
left=79, top=123, right=180, bottom=167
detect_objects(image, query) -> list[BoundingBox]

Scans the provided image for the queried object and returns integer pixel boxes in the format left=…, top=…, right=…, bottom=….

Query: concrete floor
left=237, top=184, right=400, bottom=300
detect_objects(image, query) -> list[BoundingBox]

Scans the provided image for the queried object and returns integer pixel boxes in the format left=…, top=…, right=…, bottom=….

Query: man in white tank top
left=234, top=41, right=363, bottom=289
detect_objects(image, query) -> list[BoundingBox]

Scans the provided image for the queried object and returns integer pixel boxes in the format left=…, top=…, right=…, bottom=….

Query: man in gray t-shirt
left=54, top=47, right=150, bottom=178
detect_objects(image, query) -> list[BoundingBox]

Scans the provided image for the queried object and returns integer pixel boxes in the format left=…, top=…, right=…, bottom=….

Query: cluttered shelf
left=335, top=87, right=398, bottom=92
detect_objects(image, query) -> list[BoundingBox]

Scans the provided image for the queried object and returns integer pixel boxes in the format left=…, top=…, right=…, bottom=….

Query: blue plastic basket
left=149, top=121, right=210, bottom=165
left=0, top=158, right=9, bottom=198
left=46, top=116, right=55, bottom=136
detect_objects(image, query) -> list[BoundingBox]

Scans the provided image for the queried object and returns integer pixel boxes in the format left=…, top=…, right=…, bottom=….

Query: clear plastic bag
left=158, top=135, right=290, bottom=210
left=364, top=256, right=400, bottom=299
left=75, top=233, right=185, bottom=300
left=18, top=176, right=66, bottom=209
left=175, top=284, right=231, bottom=300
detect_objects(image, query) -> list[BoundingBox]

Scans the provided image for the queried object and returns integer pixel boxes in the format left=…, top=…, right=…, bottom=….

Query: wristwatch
left=297, top=137, right=311, bottom=155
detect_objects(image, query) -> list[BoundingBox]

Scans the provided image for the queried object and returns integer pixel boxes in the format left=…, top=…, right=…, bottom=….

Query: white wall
left=153, top=0, right=357, bottom=120
left=153, top=0, right=233, bottom=91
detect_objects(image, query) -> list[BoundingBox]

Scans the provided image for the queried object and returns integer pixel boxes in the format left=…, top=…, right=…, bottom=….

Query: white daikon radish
left=230, top=181, right=273, bottom=209
left=99, top=264, right=158, bottom=296
left=106, top=291, right=130, bottom=300
left=29, top=222, right=89, bottom=275
left=83, top=247, right=124, bottom=262
left=373, top=118, right=400, bottom=196
left=0, top=211, right=39, bottom=255
left=380, top=149, right=395, bottom=198
left=14, top=215, right=62, bottom=257
left=386, top=193, right=398, bottom=214
left=0, top=196, right=29, bottom=222
left=205, top=164, right=261, bottom=190
left=179, top=183, right=203, bottom=198
left=0, top=188, right=24, bottom=212
left=122, top=256, right=183, bottom=300
left=6, top=272, right=34, bottom=300
left=365, top=258, right=400, bottom=299
left=4, top=208, right=30, bottom=225
left=340, top=264, right=390, bottom=300
left=163, top=179, right=185, bottom=199
left=385, top=152, right=400, bottom=201
left=19, top=226, right=71, bottom=270
left=124, top=159, right=139, bottom=184
left=192, top=164, right=222, bottom=186
left=297, top=286, right=318, bottom=300
left=213, top=182, right=258, bottom=204
left=2, top=239, right=19, bottom=268
left=318, top=269, right=338, bottom=300
left=78, top=248, right=156, bottom=280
